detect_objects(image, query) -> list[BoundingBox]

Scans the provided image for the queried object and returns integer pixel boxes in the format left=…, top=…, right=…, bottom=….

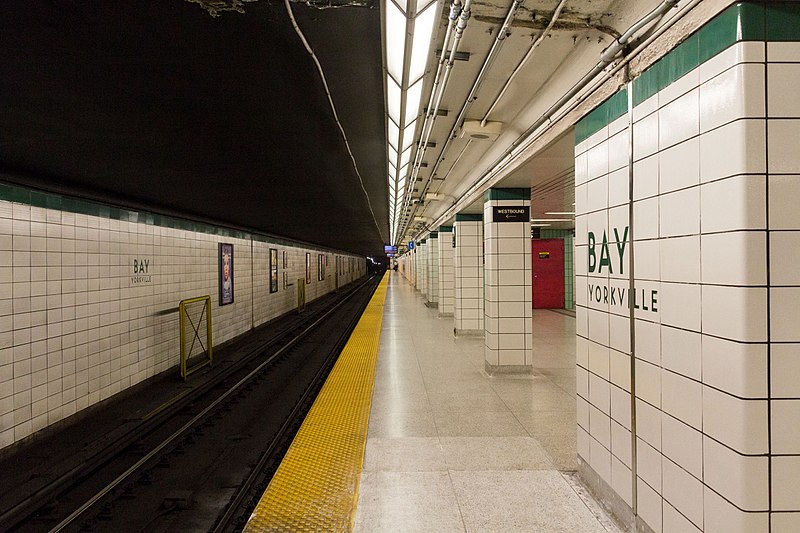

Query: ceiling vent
left=461, top=120, right=503, bottom=141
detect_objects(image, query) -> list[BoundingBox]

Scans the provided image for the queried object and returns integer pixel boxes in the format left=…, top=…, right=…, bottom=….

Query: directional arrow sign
left=492, top=206, right=529, bottom=223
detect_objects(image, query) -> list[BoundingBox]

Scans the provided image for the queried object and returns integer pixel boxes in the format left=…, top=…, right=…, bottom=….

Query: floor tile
left=450, top=470, right=608, bottom=533
left=440, top=436, right=554, bottom=471
left=432, top=411, right=529, bottom=437
left=353, top=274, right=616, bottom=533
left=366, top=408, right=439, bottom=438
left=362, top=437, right=448, bottom=472
left=353, top=471, right=465, bottom=533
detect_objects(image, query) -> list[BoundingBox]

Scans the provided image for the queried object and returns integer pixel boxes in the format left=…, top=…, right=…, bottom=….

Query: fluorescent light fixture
left=404, top=78, right=423, bottom=126
left=385, top=1, right=406, bottom=82
left=530, top=218, right=574, bottom=222
left=544, top=212, right=575, bottom=215
left=383, top=0, right=441, bottom=244
left=400, top=146, right=412, bottom=169
left=388, top=120, right=399, bottom=150
left=387, top=76, right=402, bottom=124
left=408, top=3, right=436, bottom=83
left=531, top=223, right=552, bottom=227
left=402, top=121, right=416, bottom=152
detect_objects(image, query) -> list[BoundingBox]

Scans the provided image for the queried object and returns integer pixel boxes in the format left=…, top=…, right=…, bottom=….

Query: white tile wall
left=437, top=230, right=454, bottom=316
left=574, top=33, right=800, bottom=532
left=0, top=199, right=364, bottom=449
left=453, top=220, right=484, bottom=333
left=426, top=236, right=439, bottom=305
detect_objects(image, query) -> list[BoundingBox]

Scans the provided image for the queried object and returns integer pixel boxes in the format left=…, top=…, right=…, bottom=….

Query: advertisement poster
left=219, top=243, right=234, bottom=305
left=306, top=253, right=312, bottom=284
left=270, top=248, right=278, bottom=293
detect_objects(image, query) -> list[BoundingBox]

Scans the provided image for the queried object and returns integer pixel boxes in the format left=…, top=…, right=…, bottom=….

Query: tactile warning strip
left=243, top=275, right=388, bottom=532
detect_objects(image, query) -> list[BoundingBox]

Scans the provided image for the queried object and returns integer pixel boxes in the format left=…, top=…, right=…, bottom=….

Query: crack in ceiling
left=184, top=0, right=259, bottom=17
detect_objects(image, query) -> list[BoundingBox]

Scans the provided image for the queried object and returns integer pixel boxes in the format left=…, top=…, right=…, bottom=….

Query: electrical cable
left=284, top=0, right=386, bottom=243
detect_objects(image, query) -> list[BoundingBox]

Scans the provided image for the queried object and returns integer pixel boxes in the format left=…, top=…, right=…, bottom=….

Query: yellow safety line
left=243, top=274, right=388, bottom=533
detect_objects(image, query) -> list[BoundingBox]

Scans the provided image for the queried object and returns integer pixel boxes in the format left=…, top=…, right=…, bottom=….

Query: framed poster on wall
left=219, top=243, right=234, bottom=305
left=318, top=254, right=325, bottom=281
left=269, top=248, right=278, bottom=293
left=282, top=250, right=288, bottom=289
left=306, top=253, right=312, bottom=284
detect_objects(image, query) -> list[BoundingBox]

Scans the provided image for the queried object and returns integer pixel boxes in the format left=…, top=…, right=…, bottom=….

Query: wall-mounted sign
left=130, top=257, right=152, bottom=285
left=269, top=248, right=278, bottom=293
left=492, top=206, right=529, bottom=222
left=219, top=243, right=234, bottom=306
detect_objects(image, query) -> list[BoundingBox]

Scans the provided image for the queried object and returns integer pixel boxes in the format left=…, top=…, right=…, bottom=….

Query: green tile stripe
left=429, top=232, right=438, bottom=238
left=455, top=213, right=483, bottom=221
left=0, top=181, right=344, bottom=252
left=574, top=88, right=628, bottom=145
left=767, top=2, right=800, bottom=41
left=483, top=188, right=531, bottom=202
left=437, top=225, right=453, bottom=232
left=576, top=1, right=800, bottom=145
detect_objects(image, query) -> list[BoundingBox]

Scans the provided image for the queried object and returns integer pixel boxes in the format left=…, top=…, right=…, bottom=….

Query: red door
left=531, top=239, right=565, bottom=309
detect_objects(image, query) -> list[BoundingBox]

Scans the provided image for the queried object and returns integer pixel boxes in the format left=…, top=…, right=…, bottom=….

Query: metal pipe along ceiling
left=413, top=0, right=682, bottom=242
left=401, top=0, right=522, bottom=238
left=399, top=0, right=474, bottom=239
left=480, top=0, right=569, bottom=127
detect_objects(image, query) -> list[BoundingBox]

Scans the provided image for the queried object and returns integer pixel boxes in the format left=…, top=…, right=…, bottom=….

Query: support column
left=483, top=189, right=532, bottom=374
left=437, top=226, right=454, bottom=317
left=454, top=214, right=484, bottom=335
left=417, top=239, right=427, bottom=295
left=426, top=232, right=439, bottom=307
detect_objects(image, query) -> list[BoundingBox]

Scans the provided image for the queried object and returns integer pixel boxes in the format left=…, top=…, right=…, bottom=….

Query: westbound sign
left=492, top=206, right=529, bottom=222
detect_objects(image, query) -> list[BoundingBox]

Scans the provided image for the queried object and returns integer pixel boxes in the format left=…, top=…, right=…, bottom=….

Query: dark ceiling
left=0, top=0, right=388, bottom=256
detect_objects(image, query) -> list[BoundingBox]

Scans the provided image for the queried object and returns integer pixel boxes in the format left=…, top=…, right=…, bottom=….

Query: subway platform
left=246, top=271, right=621, bottom=532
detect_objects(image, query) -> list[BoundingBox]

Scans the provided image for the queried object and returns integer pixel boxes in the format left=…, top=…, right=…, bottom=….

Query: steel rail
left=44, top=276, right=377, bottom=533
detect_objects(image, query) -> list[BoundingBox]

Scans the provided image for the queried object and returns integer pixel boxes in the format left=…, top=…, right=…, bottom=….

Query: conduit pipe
left=409, top=0, right=473, bottom=180
left=401, top=0, right=473, bottom=227
left=401, top=0, right=521, bottom=236
left=481, top=0, right=569, bottom=127
left=414, top=0, right=680, bottom=242
left=400, top=0, right=462, bottom=224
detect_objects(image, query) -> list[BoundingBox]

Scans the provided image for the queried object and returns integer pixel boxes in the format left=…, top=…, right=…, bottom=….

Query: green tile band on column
left=455, top=213, right=483, bottom=221
left=766, top=2, right=800, bottom=41
left=483, top=188, right=531, bottom=202
left=578, top=1, right=800, bottom=145
left=438, top=225, right=453, bottom=232
left=575, top=88, right=628, bottom=144
left=429, top=232, right=438, bottom=238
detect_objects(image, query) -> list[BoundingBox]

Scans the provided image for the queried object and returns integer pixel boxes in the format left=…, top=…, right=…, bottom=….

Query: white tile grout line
left=562, top=471, right=627, bottom=533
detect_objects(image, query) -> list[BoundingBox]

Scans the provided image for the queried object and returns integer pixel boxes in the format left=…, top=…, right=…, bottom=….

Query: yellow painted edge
left=243, top=274, right=387, bottom=532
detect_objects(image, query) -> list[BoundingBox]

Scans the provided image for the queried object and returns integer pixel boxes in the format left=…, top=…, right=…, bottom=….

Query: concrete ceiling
left=402, top=0, right=661, bottom=238
left=1, top=0, right=676, bottom=254
left=0, top=0, right=388, bottom=256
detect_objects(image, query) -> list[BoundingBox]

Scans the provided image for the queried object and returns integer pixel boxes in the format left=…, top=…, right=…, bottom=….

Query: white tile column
left=483, top=189, right=532, bottom=374
left=454, top=215, right=484, bottom=335
left=417, top=240, right=427, bottom=296
left=437, top=226, right=454, bottom=317
left=426, top=233, right=439, bottom=307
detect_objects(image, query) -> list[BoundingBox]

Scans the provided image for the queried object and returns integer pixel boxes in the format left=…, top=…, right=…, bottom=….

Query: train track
left=1, top=275, right=381, bottom=532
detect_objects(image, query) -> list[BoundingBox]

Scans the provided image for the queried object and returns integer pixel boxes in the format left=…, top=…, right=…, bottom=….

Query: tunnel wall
left=0, top=184, right=365, bottom=449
